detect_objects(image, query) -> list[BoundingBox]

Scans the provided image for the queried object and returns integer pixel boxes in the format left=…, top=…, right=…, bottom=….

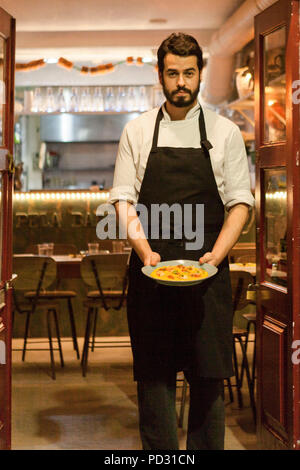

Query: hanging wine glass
left=93, top=87, right=104, bottom=112
left=31, top=87, right=42, bottom=112
left=57, top=87, right=66, bottom=112
left=104, top=87, right=115, bottom=111
left=126, top=86, right=137, bottom=111
left=138, top=86, right=149, bottom=112
left=46, top=87, right=56, bottom=113
left=80, top=87, right=92, bottom=112
left=115, top=86, right=126, bottom=112
left=69, top=87, right=79, bottom=112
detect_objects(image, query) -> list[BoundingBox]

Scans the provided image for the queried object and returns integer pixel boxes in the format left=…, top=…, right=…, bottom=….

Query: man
left=109, top=32, right=254, bottom=450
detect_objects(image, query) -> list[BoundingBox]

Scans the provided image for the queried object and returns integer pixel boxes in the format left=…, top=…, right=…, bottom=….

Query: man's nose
left=177, top=74, right=185, bottom=87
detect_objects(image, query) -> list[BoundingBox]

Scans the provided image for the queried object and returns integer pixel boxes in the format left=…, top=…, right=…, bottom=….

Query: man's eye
left=168, top=72, right=177, bottom=77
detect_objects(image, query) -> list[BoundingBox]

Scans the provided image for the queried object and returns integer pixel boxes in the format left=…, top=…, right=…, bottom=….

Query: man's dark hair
left=157, top=32, right=203, bottom=74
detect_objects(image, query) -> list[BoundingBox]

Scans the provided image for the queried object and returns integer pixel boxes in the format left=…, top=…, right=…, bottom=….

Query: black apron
left=127, top=106, right=234, bottom=381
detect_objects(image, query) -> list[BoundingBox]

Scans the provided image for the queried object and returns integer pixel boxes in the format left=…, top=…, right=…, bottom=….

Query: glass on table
left=112, top=241, right=124, bottom=253
left=45, top=243, right=54, bottom=256
left=38, top=243, right=54, bottom=256
left=88, top=243, right=99, bottom=254
left=38, top=244, right=48, bottom=256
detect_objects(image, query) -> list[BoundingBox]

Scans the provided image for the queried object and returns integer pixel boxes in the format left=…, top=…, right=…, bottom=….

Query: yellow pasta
left=151, top=264, right=208, bottom=282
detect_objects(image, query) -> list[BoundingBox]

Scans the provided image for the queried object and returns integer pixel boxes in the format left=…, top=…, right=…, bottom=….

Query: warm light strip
left=265, top=191, right=287, bottom=200
left=14, top=191, right=110, bottom=201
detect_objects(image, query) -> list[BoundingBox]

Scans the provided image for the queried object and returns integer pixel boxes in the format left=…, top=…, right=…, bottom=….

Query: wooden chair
left=178, top=270, right=257, bottom=428
left=177, top=376, right=234, bottom=429
left=12, top=255, right=64, bottom=379
left=25, top=243, right=77, bottom=255
left=235, top=253, right=256, bottom=264
left=21, top=249, right=80, bottom=358
left=80, top=253, right=130, bottom=376
left=230, top=270, right=256, bottom=423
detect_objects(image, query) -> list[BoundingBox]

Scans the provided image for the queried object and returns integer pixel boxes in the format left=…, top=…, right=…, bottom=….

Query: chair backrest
left=230, top=270, right=254, bottom=312
left=80, top=253, right=129, bottom=309
left=13, top=255, right=57, bottom=313
left=25, top=243, right=77, bottom=255
left=13, top=255, right=57, bottom=291
left=81, top=253, right=129, bottom=290
left=235, top=253, right=256, bottom=264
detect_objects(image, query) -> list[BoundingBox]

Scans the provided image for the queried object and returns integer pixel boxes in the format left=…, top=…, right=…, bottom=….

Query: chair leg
left=225, top=377, right=234, bottom=403
left=67, top=298, right=80, bottom=359
left=238, top=336, right=256, bottom=425
left=252, top=327, right=256, bottom=386
left=81, top=307, right=94, bottom=377
left=240, top=321, right=252, bottom=387
left=53, top=309, right=64, bottom=368
left=178, top=377, right=188, bottom=428
left=232, top=337, right=243, bottom=408
left=91, top=308, right=98, bottom=352
left=22, top=312, right=31, bottom=362
left=47, top=310, right=56, bottom=380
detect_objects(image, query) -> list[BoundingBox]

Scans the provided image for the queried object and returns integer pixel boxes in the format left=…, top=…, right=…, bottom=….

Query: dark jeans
left=137, top=373, right=225, bottom=450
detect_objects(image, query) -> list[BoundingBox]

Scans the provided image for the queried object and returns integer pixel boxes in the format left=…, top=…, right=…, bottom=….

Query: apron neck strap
left=199, top=106, right=213, bottom=154
left=150, top=104, right=213, bottom=153
left=151, top=107, right=164, bottom=152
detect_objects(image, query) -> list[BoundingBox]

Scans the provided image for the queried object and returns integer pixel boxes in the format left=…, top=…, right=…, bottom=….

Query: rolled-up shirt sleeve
left=223, top=125, right=255, bottom=211
left=108, top=125, right=138, bottom=205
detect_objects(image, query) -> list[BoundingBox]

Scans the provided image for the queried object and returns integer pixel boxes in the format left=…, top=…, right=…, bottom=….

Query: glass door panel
left=264, top=168, right=287, bottom=288
left=263, top=26, right=286, bottom=143
left=0, top=36, right=5, bottom=146
left=0, top=172, right=2, bottom=281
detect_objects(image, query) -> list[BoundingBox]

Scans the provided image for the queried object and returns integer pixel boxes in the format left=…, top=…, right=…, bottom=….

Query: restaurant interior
left=0, top=0, right=296, bottom=451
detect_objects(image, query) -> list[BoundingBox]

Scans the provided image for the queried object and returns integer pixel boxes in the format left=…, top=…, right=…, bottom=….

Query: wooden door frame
left=0, top=6, right=15, bottom=450
left=255, top=0, right=300, bottom=449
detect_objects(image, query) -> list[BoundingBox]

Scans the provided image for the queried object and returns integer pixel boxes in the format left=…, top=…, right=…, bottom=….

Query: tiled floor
left=11, top=337, right=258, bottom=450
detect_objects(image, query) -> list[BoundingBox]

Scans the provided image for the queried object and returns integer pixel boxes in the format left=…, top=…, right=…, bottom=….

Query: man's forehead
left=164, top=53, right=198, bottom=70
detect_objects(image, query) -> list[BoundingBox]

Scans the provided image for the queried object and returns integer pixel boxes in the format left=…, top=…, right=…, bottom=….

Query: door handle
left=247, top=283, right=259, bottom=301
left=4, top=273, right=17, bottom=291
left=7, top=152, right=15, bottom=174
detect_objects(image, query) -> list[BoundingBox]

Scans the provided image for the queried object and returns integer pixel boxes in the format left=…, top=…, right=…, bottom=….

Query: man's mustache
left=172, top=87, right=191, bottom=96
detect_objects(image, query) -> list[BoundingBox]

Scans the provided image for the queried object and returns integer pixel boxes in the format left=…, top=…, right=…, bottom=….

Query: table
left=230, top=263, right=256, bottom=276
left=53, top=255, right=82, bottom=279
left=15, top=253, right=129, bottom=279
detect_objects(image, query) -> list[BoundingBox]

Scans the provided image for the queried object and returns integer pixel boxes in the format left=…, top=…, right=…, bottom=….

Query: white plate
left=141, top=259, right=218, bottom=287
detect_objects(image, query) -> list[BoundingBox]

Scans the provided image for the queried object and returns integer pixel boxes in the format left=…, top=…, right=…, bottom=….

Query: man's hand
left=143, top=251, right=161, bottom=267
left=199, top=252, right=219, bottom=267
left=199, top=204, right=250, bottom=267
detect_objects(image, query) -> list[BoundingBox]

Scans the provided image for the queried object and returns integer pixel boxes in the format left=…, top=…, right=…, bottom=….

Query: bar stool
left=12, top=255, right=65, bottom=379
left=230, top=270, right=256, bottom=424
left=80, top=253, right=130, bottom=376
left=23, top=244, right=80, bottom=358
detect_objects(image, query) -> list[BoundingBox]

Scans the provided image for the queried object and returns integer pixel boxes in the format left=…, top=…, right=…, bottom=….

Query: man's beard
left=162, top=78, right=200, bottom=108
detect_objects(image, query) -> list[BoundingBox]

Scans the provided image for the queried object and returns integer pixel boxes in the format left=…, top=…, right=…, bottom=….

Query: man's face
left=159, top=53, right=200, bottom=108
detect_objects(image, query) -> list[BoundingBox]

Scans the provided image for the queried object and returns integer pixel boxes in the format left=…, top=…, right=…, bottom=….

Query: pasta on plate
left=150, top=264, right=208, bottom=282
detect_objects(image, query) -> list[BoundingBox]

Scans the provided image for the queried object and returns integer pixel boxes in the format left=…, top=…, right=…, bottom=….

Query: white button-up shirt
left=109, top=101, right=255, bottom=211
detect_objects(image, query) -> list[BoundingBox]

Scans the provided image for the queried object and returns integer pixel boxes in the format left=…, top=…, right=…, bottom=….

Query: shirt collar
left=162, top=100, right=201, bottom=121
